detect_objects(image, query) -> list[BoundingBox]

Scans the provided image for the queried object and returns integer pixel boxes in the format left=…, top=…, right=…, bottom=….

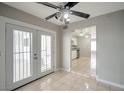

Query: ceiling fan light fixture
left=64, top=13, right=69, bottom=19
left=38, top=2, right=90, bottom=25
left=66, top=18, right=70, bottom=22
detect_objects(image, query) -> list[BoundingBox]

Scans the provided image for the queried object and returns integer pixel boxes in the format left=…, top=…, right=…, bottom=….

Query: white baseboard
left=96, top=77, right=124, bottom=89
left=54, top=68, right=60, bottom=71
left=60, top=68, right=70, bottom=72
left=54, top=67, right=70, bottom=72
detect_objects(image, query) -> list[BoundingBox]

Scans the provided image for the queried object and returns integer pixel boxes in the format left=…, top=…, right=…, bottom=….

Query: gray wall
left=78, top=37, right=91, bottom=57
left=63, top=9, right=124, bottom=87
left=0, top=3, right=62, bottom=90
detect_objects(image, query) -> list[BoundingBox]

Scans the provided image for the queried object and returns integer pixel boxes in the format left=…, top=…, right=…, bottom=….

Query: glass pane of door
left=13, top=30, right=32, bottom=82
left=41, top=35, right=52, bottom=72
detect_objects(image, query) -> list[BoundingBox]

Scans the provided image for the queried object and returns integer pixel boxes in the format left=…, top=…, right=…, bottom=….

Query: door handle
left=33, top=53, right=38, bottom=59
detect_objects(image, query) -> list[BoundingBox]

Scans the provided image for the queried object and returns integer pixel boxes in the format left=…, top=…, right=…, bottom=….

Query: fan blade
left=71, top=10, right=90, bottom=18
left=64, top=2, right=78, bottom=9
left=45, top=13, right=57, bottom=20
left=37, top=2, right=60, bottom=9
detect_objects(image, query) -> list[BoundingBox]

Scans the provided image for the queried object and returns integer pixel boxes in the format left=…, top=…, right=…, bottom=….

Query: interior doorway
left=71, top=26, right=96, bottom=78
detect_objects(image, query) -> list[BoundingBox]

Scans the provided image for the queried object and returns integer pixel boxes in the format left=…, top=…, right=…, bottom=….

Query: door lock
left=33, top=56, right=38, bottom=59
left=34, top=53, right=37, bottom=56
left=33, top=53, right=38, bottom=59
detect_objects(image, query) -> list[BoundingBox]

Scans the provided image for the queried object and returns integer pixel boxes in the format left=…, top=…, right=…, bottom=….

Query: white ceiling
left=3, top=2, right=124, bottom=25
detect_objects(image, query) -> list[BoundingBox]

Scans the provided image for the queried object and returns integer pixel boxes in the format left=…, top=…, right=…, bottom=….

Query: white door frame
left=0, top=16, right=56, bottom=90
left=70, top=26, right=97, bottom=76
left=6, top=23, right=37, bottom=90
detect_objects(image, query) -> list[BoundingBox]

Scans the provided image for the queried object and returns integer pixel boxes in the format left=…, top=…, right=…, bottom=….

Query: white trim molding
left=54, top=68, right=71, bottom=72
left=96, top=77, right=124, bottom=89
left=60, top=68, right=71, bottom=72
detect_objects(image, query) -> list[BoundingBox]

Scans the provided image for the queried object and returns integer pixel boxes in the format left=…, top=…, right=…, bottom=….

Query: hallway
left=71, top=57, right=92, bottom=78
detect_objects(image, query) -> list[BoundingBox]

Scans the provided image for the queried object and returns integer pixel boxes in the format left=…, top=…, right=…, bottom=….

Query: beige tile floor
left=15, top=57, right=124, bottom=91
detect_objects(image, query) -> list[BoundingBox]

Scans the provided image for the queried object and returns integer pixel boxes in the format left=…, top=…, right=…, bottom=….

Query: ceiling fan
left=37, top=2, right=90, bottom=25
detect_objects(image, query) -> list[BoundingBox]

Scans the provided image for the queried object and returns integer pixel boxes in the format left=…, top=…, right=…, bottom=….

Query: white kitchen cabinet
left=72, top=37, right=78, bottom=45
left=72, top=50, right=77, bottom=59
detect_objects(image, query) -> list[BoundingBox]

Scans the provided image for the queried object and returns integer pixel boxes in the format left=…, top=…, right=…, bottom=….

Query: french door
left=37, top=31, right=54, bottom=78
left=5, top=24, right=55, bottom=90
